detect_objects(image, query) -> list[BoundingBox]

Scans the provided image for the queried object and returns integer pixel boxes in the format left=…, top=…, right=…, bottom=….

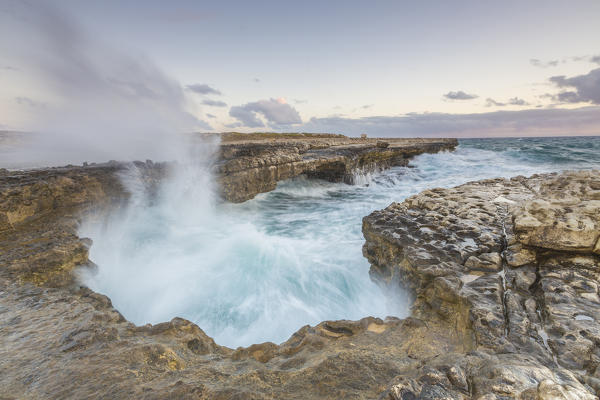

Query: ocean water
left=79, top=136, right=600, bottom=348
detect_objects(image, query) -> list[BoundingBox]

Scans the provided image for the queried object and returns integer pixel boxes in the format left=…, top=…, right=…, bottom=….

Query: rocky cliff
left=217, top=136, right=458, bottom=202
left=1, top=138, right=598, bottom=398
left=363, top=170, right=600, bottom=398
left=0, top=136, right=456, bottom=288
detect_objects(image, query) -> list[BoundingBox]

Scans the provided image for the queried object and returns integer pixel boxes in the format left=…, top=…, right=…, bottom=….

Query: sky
left=1, top=0, right=599, bottom=137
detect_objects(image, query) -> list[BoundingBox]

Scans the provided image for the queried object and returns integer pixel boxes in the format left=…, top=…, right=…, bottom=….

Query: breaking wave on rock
left=80, top=136, right=600, bottom=347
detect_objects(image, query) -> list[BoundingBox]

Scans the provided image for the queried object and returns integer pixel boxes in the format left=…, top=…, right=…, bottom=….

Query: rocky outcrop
left=0, top=136, right=460, bottom=399
left=0, top=136, right=458, bottom=206
left=2, top=136, right=598, bottom=398
left=217, top=137, right=457, bottom=202
left=363, top=170, right=600, bottom=398
left=0, top=161, right=165, bottom=286
left=0, top=136, right=455, bottom=289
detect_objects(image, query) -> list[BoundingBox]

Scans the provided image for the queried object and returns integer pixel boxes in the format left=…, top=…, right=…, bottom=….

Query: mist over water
left=79, top=161, right=408, bottom=347
left=80, top=136, right=600, bottom=348
left=0, top=1, right=205, bottom=168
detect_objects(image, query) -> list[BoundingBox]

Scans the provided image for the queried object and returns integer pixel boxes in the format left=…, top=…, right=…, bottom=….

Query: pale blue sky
left=1, top=0, right=599, bottom=136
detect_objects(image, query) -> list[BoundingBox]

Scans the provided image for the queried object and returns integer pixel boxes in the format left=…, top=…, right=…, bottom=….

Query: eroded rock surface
left=1, top=139, right=598, bottom=398
left=217, top=136, right=458, bottom=202
left=1, top=136, right=460, bottom=399
left=363, top=170, right=600, bottom=398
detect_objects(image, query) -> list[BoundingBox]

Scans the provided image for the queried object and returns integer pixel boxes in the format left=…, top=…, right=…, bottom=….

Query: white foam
left=78, top=141, right=600, bottom=348
left=79, top=152, right=409, bottom=348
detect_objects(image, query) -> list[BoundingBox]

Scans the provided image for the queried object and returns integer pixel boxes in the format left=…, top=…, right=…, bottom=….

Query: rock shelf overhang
left=216, top=136, right=457, bottom=202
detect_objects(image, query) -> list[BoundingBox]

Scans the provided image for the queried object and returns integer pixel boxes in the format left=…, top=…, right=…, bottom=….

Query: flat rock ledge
left=218, top=136, right=457, bottom=202
left=1, top=157, right=599, bottom=398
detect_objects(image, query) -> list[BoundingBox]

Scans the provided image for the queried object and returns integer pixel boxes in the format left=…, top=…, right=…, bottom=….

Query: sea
left=18, top=136, right=600, bottom=348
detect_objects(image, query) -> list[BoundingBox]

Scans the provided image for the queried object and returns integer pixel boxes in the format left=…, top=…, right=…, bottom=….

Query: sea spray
left=0, top=1, right=205, bottom=168
left=81, top=137, right=600, bottom=348
left=79, top=144, right=408, bottom=347
left=1, top=1, right=405, bottom=349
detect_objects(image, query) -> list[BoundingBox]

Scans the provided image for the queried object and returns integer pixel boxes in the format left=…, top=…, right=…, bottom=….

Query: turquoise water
left=80, top=136, right=600, bottom=348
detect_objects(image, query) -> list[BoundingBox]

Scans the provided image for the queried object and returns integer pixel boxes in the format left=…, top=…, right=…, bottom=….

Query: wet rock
left=217, top=137, right=457, bottom=202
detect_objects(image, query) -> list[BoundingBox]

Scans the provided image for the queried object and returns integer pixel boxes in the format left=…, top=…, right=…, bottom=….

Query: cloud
left=485, top=98, right=506, bottom=107
left=552, top=91, right=582, bottom=103
left=508, top=97, right=529, bottom=106
left=293, top=99, right=308, bottom=104
left=530, top=59, right=559, bottom=68
left=549, top=68, right=600, bottom=104
left=297, top=106, right=600, bottom=138
left=229, top=97, right=302, bottom=128
left=202, top=99, right=227, bottom=107
left=205, top=113, right=216, bottom=119
left=486, top=97, right=530, bottom=107
left=531, top=55, right=600, bottom=68
left=186, top=83, right=222, bottom=95
left=229, top=106, right=265, bottom=128
left=1, top=1, right=207, bottom=165
left=15, top=96, right=45, bottom=108
left=443, top=91, right=478, bottom=100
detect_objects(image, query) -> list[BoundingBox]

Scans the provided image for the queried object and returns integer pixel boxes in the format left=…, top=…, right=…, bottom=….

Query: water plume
left=0, top=1, right=207, bottom=168
left=3, top=1, right=408, bottom=348
left=79, top=168, right=408, bottom=347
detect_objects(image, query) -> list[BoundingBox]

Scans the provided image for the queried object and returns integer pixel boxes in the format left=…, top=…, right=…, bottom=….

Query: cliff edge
left=363, top=170, right=600, bottom=398
left=2, top=139, right=597, bottom=398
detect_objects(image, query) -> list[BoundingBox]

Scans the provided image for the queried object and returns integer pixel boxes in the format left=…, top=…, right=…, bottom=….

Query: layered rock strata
left=217, top=137, right=458, bottom=202
left=363, top=170, right=600, bottom=399
left=0, top=137, right=455, bottom=288
left=0, top=161, right=164, bottom=286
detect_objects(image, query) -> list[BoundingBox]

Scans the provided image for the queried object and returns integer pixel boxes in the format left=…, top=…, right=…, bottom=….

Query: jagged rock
left=363, top=171, right=600, bottom=398
left=505, top=243, right=537, bottom=267
left=513, top=198, right=600, bottom=252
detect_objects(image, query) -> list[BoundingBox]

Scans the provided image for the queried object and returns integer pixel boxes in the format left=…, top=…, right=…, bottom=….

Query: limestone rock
left=217, top=136, right=457, bottom=202
left=1, top=155, right=599, bottom=399
left=505, top=243, right=537, bottom=267
left=363, top=171, right=600, bottom=398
